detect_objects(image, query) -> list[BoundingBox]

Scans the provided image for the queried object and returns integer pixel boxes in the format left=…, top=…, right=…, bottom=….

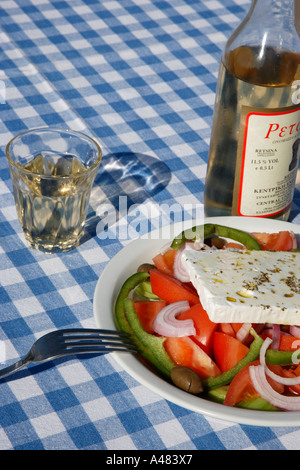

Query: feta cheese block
left=181, top=249, right=300, bottom=325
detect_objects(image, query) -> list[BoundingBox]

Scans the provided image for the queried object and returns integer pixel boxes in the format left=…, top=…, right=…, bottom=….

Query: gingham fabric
left=1, top=0, right=300, bottom=451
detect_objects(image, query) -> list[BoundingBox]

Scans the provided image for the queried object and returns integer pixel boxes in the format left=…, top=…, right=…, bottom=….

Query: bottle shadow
left=82, top=152, right=172, bottom=242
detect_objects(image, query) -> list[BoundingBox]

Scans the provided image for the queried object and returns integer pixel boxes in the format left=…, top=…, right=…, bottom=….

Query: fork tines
left=60, top=329, right=137, bottom=354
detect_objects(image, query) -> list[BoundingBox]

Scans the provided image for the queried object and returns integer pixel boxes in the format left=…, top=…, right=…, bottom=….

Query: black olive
left=137, top=263, right=156, bottom=273
left=210, top=237, right=226, bottom=249
left=170, top=366, right=203, bottom=394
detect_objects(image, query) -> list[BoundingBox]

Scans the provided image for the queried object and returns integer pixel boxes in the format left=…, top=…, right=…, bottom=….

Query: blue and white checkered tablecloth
left=1, top=0, right=300, bottom=451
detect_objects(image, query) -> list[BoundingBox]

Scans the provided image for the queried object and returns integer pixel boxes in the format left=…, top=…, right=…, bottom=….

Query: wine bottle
left=204, top=0, right=300, bottom=220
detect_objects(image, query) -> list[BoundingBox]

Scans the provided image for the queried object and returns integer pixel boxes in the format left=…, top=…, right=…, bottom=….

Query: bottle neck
left=294, top=0, right=300, bottom=34
left=250, top=0, right=295, bottom=27
left=224, top=0, right=300, bottom=86
left=225, top=0, right=300, bottom=56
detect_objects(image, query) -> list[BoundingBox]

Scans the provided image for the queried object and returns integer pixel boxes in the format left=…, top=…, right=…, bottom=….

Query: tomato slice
left=261, top=332, right=300, bottom=351
left=134, top=300, right=166, bottom=334
left=223, top=242, right=245, bottom=250
left=231, top=323, right=244, bottom=334
left=163, top=249, right=176, bottom=271
left=224, top=360, right=284, bottom=407
left=177, top=304, right=217, bottom=355
left=217, top=323, right=236, bottom=337
left=282, top=368, right=300, bottom=395
left=164, top=336, right=220, bottom=379
left=149, top=269, right=200, bottom=305
left=224, top=361, right=259, bottom=406
left=279, top=335, right=300, bottom=351
left=213, top=332, right=249, bottom=372
left=152, top=249, right=176, bottom=276
left=250, top=231, right=296, bottom=251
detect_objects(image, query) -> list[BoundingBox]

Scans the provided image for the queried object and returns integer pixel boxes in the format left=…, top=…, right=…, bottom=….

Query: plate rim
left=93, top=216, right=300, bottom=427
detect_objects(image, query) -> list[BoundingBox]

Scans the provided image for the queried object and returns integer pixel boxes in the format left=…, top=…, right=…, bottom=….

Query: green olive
left=170, top=366, right=203, bottom=394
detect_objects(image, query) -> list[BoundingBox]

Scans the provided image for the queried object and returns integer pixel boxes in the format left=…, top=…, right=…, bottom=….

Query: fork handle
left=0, top=354, right=32, bottom=380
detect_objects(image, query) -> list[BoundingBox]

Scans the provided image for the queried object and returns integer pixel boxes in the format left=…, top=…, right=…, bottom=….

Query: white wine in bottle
left=204, top=0, right=300, bottom=220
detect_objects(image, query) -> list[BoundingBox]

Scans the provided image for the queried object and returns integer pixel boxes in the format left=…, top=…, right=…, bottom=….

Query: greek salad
left=115, top=223, right=300, bottom=412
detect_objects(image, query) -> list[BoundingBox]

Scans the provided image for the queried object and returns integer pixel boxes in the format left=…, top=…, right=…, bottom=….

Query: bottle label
left=232, top=104, right=300, bottom=217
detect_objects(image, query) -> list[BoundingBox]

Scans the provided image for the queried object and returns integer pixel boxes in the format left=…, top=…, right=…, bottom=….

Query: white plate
left=93, top=216, right=300, bottom=427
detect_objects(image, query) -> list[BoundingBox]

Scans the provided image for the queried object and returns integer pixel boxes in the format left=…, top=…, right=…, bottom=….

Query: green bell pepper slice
left=206, top=386, right=228, bottom=403
left=114, top=272, right=175, bottom=377
left=135, top=281, right=161, bottom=300
left=237, top=397, right=279, bottom=411
left=206, top=385, right=279, bottom=410
left=123, top=297, right=175, bottom=377
left=114, top=271, right=160, bottom=368
left=115, top=271, right=150, bottom=333
left=265, top=348, right=300, bottom=366
left=171, top=223, right=262, bottom=251
left=203, top=328, right=264, bottom=390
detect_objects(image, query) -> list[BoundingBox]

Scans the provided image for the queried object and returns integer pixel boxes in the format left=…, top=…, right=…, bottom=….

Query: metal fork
left=0, top=329, right=136, bottom=380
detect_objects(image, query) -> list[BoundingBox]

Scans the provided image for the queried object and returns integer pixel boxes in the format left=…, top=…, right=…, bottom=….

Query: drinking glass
left=6, top=127, right=102, bottom=253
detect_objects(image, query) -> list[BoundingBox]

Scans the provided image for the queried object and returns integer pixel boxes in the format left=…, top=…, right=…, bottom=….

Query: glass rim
left=5, top=126, right=102, bottom=178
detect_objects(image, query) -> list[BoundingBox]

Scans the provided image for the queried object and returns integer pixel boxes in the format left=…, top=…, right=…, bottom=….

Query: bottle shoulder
left=223, top=1, right=300, bottom=85
left=226, top=0, right=300, bottom=51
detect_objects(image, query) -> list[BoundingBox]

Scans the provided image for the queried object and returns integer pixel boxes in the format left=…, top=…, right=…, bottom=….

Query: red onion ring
left=290, top=325, right=300, bottom=338
left=153, top=300, right=195, bottom=337
left=173, top=243, right=196, bottom=282
left=249, top=364, right=300, bottom=411
left=259, top=337, right=300, bottom=385
left=236, top=323, right=252, bottom=343
left=271, top=324, right=281, bottom=350
left=291, top=231, right=298, bottom=249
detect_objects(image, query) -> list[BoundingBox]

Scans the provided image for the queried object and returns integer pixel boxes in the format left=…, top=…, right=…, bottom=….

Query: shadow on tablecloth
left=82, top=151, right=172, bottom=243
